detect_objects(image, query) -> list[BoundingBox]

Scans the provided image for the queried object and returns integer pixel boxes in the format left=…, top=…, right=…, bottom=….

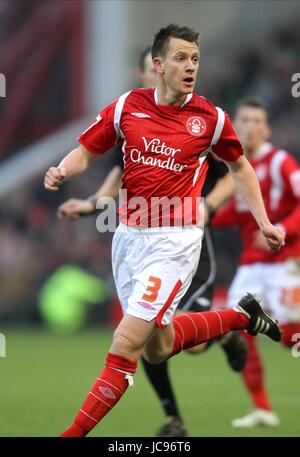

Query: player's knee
left=143, top=348, right=169, bottom=364
left=143, top=353, right=166, bottom=365
left=112, top=330, right=143, bottom=356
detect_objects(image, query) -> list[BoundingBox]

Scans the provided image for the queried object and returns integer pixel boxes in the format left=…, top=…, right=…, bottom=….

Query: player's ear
left=153, top=56, right=164, bottom=74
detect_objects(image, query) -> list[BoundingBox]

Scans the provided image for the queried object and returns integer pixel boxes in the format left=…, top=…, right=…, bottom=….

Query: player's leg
left=141, top=357, right=186, bottom=437
left=235, top=260, right=300, bottom=427
left=265, top=260, right=300, bottom=346
left=60, top=224, right=199, bottom=438
left=60, top=226, right=156, bottom=437
left=143, top=302, right=250, bottom=364
left=229, top=264, right=278, bottom=428
left=60, top=313, right=158, bottom=437
left=179, top=228, right=247, bottom=369
left=62, top=225, right=199, bottom=437
left=139, top=264, right=213, bottom=436
left=139, top=229, right=215, bottom=437
left=231, top=331, right=279, bottom=428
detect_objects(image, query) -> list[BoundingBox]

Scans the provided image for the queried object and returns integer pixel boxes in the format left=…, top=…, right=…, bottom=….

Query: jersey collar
left=154, top=88, right=193, bottom=108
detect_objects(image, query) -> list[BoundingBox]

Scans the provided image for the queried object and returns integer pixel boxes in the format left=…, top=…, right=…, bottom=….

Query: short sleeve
left=77, top=99, right=118, bottom=155
left=212, top=112, right=244, bottom=162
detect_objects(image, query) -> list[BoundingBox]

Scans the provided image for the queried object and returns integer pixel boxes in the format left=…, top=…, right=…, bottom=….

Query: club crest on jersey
left=186, top=116, right=206, bottom=136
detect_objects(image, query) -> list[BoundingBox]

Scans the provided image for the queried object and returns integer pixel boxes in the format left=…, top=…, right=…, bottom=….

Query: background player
left=58, top=46, right=247, bottom=437
left=212, top=97, right=300, bottom=427
left=45, top=25, right=284, bottom=437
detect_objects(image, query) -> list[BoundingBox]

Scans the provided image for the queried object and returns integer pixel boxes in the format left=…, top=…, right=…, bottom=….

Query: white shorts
left=227, top=260, right=300, bottom=324
left=112, top=223, right=203, bottom=328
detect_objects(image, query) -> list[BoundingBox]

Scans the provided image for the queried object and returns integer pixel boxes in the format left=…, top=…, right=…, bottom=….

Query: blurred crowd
left=0, top=14, right=299, bottom=324
left=202, top=19, right=300, bottom=157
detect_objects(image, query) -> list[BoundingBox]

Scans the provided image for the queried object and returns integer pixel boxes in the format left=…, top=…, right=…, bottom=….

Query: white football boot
left=231, top=408, right=280, bottom=428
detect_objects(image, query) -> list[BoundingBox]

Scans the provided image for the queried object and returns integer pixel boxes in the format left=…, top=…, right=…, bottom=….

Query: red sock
left=60, top=353, right=137, bottom=437
left=241, top=332, right=271, bottom=411
left=171, top=308, right=249, bottom=356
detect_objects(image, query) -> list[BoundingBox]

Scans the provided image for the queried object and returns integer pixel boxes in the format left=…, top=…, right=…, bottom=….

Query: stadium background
left=0, top=0, right=299, bottom=437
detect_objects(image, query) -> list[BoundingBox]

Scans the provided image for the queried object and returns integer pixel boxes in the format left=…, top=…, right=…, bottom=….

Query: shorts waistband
left=118, top=222, right=203, bottom=235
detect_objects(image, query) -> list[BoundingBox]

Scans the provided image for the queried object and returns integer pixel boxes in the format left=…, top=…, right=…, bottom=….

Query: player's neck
left=156, top=85, right=188, bottom=107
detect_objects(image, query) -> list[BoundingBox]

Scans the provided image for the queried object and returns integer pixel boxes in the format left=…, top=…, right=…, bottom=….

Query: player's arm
left=226, top=155, right=284, bottom=251
left=44, top=145, right=98, bottom=191
left=57, top=165, right=122, bottom=219
left=212, top=110, right=284, bottom=252
left=44, top=99, right=119, bottom=193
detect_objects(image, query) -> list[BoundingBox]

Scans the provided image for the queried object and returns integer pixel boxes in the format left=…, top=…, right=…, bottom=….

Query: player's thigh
left=265, top=260, right=300, bottom=324
left=227, top=264, right=265, bottom=308
left=111, top=225, right=133, bottom=314
left=126, top=227, right=203, bottom=329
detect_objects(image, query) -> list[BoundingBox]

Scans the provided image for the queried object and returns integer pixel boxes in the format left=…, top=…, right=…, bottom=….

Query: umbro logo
left=99, top=387, right=116, bottom=399
left=138, top=301, right=156, bottom=311
left=131, top=112, right=151, bottom=118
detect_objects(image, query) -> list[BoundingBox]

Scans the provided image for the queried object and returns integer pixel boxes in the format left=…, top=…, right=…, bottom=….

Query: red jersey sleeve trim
left=212, top=111, right=244, bottom=162
left=77, top=91, right=132, bottom=155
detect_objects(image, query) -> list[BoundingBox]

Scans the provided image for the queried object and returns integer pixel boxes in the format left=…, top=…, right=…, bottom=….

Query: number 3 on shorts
left=142, top=276, right=162, bottom=303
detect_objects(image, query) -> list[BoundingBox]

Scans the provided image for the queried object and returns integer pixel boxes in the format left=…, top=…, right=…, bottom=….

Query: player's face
left=234, top=106, right=271, bottom=154
left=155, top=37, right=200, bottom=95
left=140, top=53, right=158, bottom=88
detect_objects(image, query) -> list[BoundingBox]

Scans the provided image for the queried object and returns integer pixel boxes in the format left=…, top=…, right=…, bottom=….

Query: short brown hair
left=151, top=24, right=199, bottom=59
left=235, top=97, right=270, bottom=123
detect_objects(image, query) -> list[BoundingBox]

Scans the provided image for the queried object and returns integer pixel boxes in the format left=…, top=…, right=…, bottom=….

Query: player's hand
left=44, top=167, right=66, bottom=191
left=57, top=199, right=95, bottom=220
left=252, top=230, right=271, bottom=251
left=258, top=222, right=285, bottom=252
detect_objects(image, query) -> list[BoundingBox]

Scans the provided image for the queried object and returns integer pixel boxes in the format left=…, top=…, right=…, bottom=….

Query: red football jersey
left=78, top=88, right=243, bottom=226
left=212, top=142, right=300, bottom=263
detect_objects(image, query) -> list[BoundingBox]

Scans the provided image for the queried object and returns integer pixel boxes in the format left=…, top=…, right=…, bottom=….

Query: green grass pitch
left=0, top=328, right=299, bottom=437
